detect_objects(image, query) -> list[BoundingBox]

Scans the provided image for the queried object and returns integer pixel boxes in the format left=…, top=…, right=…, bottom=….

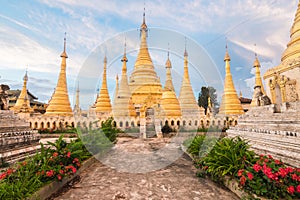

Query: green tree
left=198, top=86, right=218, bottom=114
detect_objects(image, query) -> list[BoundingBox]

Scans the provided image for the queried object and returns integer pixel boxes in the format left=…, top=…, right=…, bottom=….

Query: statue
left=253, top=85, right=271, bottom=106
left=0, top=84, right=10, bottom=110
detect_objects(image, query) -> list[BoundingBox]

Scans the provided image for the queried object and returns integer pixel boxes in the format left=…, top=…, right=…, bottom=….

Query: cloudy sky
left=0, top=0, right=298, bottom=109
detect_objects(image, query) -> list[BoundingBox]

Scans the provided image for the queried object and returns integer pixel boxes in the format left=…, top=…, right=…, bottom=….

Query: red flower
left=53, top=152, right=58, bottom=157
left=6, top=168, right=13, bottom=176
left=274, top=159, right=281, bottom=165
left=297, top=185, right=300, bottom=193
left=46, top=170, right=54, bottom=177
left=57, top=174, right=62, bottom=181
left=247, top=172, right=254, bottom=180
left=73, top=158, right=79, bottom=163
left=268, top=155, right=273, bottom=159
left=292, top=174, right=299, bottom=181
left=67, top=152, right=71, bottom=158
left=253, top=164, right=262, bottom=172
left=240, top=176, right=246, bottom=186
left=278, top=168, right=288, bottom=178
left=22, top=161, right=27, bottom=166
left=59, top=170, right=64, bottom=174
left=287, top=186, right=295, bottom=194
left=237, top=169, right=244, bottom=177
left=0, top=172, right=7, bottom=180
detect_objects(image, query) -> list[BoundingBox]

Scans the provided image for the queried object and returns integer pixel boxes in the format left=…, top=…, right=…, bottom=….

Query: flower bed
left=183, top=136, right=300, bottom=199
left=0, top=135, right=91, bottom=199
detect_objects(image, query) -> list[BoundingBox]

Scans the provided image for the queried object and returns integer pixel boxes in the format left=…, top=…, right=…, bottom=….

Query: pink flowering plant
left=237, top=154, right=300, bottom=199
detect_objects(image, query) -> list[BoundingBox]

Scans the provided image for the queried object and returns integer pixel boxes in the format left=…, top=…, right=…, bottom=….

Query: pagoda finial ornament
left=45, top=34, right=73, bottom=116
left=219, top=45, right=244, bottom=115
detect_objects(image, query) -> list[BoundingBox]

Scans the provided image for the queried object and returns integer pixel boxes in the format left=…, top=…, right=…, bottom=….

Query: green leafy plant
left=201, top=137, right=255, bottom=178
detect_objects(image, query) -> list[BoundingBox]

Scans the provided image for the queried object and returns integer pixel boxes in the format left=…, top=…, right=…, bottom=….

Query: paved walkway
left=54, top=138, right=238, bottom=200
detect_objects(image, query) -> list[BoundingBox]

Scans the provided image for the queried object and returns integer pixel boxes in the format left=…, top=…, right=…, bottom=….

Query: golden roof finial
left=224, top=39, right=231, bottom=61
left=165, top=43, right=171, bottom=68
left=184, top=37, right=188, bottom=57
left=253, top=44, right=260, bottom=67
left=121, top=38, right=128, bottom=63
left=60, top=32, right=68, bottom=58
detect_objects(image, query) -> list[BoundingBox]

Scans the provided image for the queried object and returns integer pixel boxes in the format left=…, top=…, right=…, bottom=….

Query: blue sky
left=0, top=0, right=298, bottom=109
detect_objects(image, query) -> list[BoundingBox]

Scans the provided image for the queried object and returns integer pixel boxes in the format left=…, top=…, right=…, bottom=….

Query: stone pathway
left=54, top=138, right=238, bottom=200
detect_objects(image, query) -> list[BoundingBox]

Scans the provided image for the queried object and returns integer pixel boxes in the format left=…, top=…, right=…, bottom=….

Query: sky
left=0, top=0, right=298, bottom=109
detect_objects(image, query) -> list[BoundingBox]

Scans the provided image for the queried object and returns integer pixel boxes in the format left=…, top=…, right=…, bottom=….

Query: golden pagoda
left=161, top=51, right=181, bottom=118
left=178, top=47, right=200, bottom=117
left=95, top=56, right=112, bottom=114
left=251, top=54, right=265, bottom=106
left=73, top=83, right=81, bottom=115
left=45, top=35, right=73, bottom=116
left=11, top=70, right=33, bottom=113
left=264, top=1, right=300, bottom=103
left=113, top=44, right=136, bottom=118
left=128, top=11, right=162, bottom=105
left=219, top=46, right=244, bottom=115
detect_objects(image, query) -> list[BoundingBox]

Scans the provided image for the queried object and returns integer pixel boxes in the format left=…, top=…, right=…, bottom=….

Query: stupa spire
left=11, top=70, right=33, bottom=113
left=95, top=55, right=112, bottom=114
left=161, top=49, right=181, bottom=118
left=179, top=44, right=200, bottom=118
left=219, top=45, right=244, bottom=115
left=164, top=46, right=174, bottom=91
left=128, top=10, right=162, bottom=105
left=113, top=41, right=136, bottom=118
left=281, top=1, right=300, bottom=63
left=73, top=82, right=81, bottom=115
left=45, top=34, right=73, bottom=116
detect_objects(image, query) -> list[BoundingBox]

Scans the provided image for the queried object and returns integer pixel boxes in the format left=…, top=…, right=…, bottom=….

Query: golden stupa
left=128, top=12, right=162, bottom=105
left=251, top=54, right=265, bottom=106
left=264, top=1, right=300, bottom=103
left=160, top=52, right=182, bottom=118
left=113, top=44, right=136, bottom=118
left=219, top=47, right=244, bottom=115
left=113, top=75, right=119, bottom=105
left=73, top=83, right=81, bottom=115
left=178, top=48, right=200, bottom=117
left=45, top=35, right=73, bottom=116
left=11, top=70, right=33, bottom=113
left=95, top=56, right=112, bottom=114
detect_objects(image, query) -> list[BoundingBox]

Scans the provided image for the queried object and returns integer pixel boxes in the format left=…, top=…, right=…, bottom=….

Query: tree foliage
left=198, top=86, right=218, bottom=114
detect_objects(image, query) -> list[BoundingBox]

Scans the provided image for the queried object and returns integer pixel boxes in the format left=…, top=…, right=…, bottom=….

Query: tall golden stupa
left=219, top=47, right=244, bottom=115
left=45, top=35, right=73, bottom=116
left=264, top=0, right=300, bottom=103
left=95, top=56, right=112, bottom=115
left=160, top=52, right=182, bottom=119
left=128, top=12, right=163, bottom=106
left=178, top=47, right=201, bottom=118
left=250, top=54, right=265, bottom=106
left=11, top=70, right=33, bottom=113
left=113, top=44, right=136, bottom=118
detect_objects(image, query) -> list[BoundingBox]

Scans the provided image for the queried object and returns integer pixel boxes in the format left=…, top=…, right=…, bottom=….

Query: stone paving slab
left=54, top=138, right=238, bottom=200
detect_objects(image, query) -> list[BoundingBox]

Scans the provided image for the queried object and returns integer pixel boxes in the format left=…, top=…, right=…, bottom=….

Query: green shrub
left=202, top=137, right=255, bottom=178
left=184, top=135, right=219, bottom=158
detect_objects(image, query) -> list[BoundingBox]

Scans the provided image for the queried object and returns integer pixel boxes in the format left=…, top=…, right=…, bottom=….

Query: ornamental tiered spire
left=73, top=83, right=81, bottom=115
left=178, top=45, right=200, bottom=117
left=113, top=42, right=136, bottom=118
left=95, top=55, right=112, bottom=114
left=219, top=46, right=244, bottom=115
left=45, top=34, right=73, bottom=116
left=161, top=50, right=181, bottom=118
left=11, top=70, right=33, bottom=113
left=128, top=10, right=162, bottom=105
